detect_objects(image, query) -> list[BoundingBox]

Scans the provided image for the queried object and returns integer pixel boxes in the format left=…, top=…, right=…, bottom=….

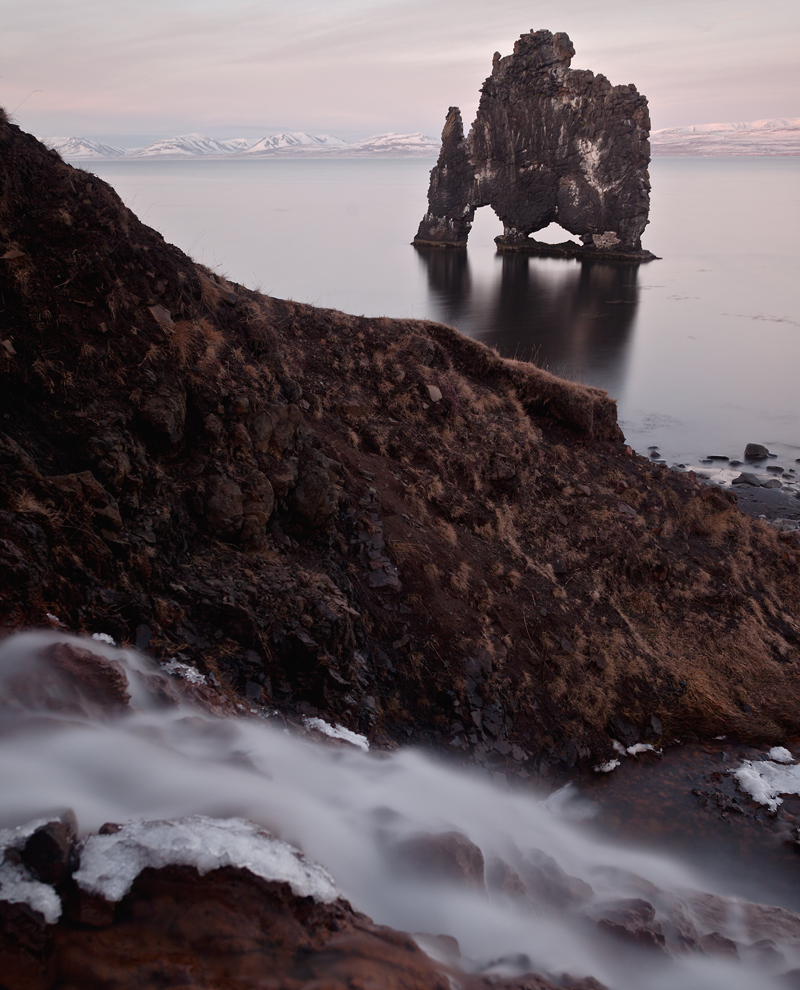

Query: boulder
left=0, top=641, right=131, bottom=719
left=205, top=475, right=244, bottom=536
left=20, top=814, right=78, bottom=886
left=138, top=388, right=186, bottom=449
left=291, top=449, right=339, bottom=527
left=732, top=473, right=762, bottom=487
left=389, top=831, right=486, bottom=891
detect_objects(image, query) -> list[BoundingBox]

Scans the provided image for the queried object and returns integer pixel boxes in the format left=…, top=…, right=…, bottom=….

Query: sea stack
left=414, top=30, right=653, bottom=259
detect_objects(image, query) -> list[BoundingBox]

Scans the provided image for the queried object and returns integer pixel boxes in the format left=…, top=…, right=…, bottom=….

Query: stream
left=2, top=631, right=800, bottom=989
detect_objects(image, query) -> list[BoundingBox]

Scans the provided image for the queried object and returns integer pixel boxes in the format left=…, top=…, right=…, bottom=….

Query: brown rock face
left=390, top=830, right=486, bottom=891
left=415, top=30, right=652, bottom=257
left=0, top=641, right=130, bottom=719
left=0, top=858, right=567, bottom=990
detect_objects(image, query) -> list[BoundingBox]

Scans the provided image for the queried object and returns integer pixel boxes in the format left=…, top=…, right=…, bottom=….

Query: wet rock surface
left=0, top=826, right=582, bottom=990
left=415, top=31, right=653, bottom=258
left=578, top=740, right=800, bottom=913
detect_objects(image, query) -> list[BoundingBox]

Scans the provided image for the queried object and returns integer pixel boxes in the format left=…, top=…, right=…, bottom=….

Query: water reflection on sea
left=79, top=156, right=800, bottom=472
left=416, top=247, right=639, bottom=398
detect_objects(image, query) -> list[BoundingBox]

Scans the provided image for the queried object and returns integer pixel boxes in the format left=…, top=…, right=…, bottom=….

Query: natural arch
left=414, top=31, right=654, bottom=260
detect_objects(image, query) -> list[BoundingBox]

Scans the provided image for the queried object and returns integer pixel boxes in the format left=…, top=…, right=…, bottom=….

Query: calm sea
left=80, top=156, right=800, bottom=472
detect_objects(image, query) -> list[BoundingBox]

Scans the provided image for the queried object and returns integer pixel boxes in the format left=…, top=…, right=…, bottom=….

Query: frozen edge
left=304, top=716, right=369, bottom=752
left=0, top=820, right=63, bottom=924
left=74, top=816, right=339, bottom=904
left=733, top=751, right=800, bottom=813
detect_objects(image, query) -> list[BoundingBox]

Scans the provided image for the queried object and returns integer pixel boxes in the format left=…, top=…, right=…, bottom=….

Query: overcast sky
left=3, top=0, right=798, bottom=144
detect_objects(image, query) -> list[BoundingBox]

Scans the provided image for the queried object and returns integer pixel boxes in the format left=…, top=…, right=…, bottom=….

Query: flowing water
left=78, top=155, right=800, bottom=473
left=2, top=631, right=800, bottom=989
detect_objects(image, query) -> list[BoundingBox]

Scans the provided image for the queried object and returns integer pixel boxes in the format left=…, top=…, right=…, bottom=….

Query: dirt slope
left=1, top=109, right=799, bottom=775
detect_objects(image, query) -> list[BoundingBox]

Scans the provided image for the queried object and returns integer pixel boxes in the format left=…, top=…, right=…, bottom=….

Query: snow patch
left=0, top=821, right=62, bottom=924
left=91, top=632, right=116, bottom=646
left=626, top=743, right=658, bottom=756
left=768, top=746, right=794, bottom=764
left=734, top=756, right=800, bottom=812
left=593, top=759, right=620, bottom=773
left=161, top=658, right=206, bottom=685
left=304, top=717, right=369, bottom=752
left=74, top=816, right=339, bottom=903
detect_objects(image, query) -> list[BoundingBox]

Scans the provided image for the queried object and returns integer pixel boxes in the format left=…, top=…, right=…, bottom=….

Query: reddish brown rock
left=20, top=815, right=78, bottom=887
left=1, top=860, right=572, bottom=990
left=0, top=642, right=130, bottom=719
left=0, top=901, right=54, bottom=990
left=390, top=830, right=486, bottom=891
left=518, top=850, right=593, bottom=910
left=593, top=898, right=666, bottom=951
left=1, top=104, right=800, bottom=784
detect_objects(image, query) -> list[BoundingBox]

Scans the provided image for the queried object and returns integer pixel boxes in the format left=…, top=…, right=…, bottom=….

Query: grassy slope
left=1, top=109, right=799, bottom=776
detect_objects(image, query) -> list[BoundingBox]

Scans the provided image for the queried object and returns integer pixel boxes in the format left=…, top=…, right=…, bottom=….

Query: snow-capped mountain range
left=43, top=131, right=440, bottom=160
left=650, top=118, right=800, bottom=156
left=46, top=119, right=800, bottom=160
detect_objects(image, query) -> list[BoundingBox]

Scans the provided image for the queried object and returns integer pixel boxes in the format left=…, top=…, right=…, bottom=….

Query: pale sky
left=3, top=0, right=798, bottom=144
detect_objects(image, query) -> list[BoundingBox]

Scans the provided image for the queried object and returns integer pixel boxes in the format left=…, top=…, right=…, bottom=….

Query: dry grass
left=11, top=490, right=63, bottom=527
left=450, top=561, right=472, bottom=594
left=168, top=318, right=218, bottom=366
left=434, top=518, right=458, bottom=545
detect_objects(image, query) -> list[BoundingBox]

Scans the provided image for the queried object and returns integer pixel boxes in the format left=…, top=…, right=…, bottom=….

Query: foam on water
left=0, top=631, right=795, bottom=989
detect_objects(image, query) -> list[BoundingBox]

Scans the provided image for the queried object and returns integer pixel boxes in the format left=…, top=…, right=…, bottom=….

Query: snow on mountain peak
left=42, top=130, right=441, bottom=160
left=651, top=117, right=800, bottom=155
left=44, top=137, right=126, bottom=159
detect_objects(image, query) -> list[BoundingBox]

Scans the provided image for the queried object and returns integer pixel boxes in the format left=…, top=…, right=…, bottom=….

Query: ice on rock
left=91, top=632, right=116, bottom=645
left=593, top=759, right=620, bottom=773
left=73, top=816, right=339, bottom=904
left=0, top=820, right=63, bottom=924
left=304, top=716, right=369, bottom=752
left=626, top=743, right=658, bottom=756
left=161, top=658, right=207, bottom=685
left=734, top=753, right=800, bottom=812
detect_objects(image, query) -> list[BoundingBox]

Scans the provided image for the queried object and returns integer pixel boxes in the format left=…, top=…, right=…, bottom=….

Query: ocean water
left=79, top=156, right=800, bottom=472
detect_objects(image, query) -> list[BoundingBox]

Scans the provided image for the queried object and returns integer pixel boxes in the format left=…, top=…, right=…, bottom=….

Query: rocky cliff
left=415, top=30, right=653, bottom=258
left=1, top=107, right=799, bottom=779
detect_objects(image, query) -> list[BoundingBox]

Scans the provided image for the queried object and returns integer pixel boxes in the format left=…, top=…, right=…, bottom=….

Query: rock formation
left=2, top=105, right=800, bottom=990
left=0, top=810, right=580, bottom=990
left=414, top=30, right=653, bottom=259
left=1, top=108, right=800, bottom=780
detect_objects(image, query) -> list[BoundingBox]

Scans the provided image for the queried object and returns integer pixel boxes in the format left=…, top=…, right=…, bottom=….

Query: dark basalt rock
left=414, top=30, right=654, bottom=260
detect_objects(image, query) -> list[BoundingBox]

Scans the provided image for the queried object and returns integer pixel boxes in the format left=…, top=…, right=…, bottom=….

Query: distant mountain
left=243, top=132, right=350, bottom=154
left=244, top=131, right=438, bottom=157
left=651, top=118, right=800, bottom=156
left=45, top=137, right=126, bottom=159
left=129, top=134, right=258, bottom=157
left=46, top=130, right=439, bottom=160
left=341, top=132, right=440, bottom=156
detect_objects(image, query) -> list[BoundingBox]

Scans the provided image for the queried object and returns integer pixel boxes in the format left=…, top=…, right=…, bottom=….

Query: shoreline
left=729, top=483, right=800, bottom=523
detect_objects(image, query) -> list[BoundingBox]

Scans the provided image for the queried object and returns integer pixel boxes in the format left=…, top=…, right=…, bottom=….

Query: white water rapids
left=0, top=631, right=796, bottom=990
